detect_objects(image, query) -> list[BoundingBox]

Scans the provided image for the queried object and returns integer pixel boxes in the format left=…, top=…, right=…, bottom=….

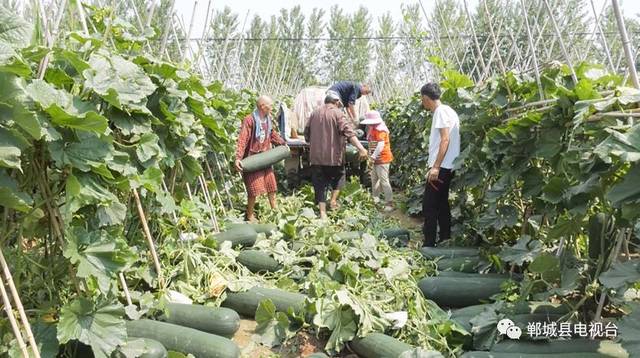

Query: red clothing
left=368, top=128, right=393, bottom=164
left=235, top=114, right=285, bottom=197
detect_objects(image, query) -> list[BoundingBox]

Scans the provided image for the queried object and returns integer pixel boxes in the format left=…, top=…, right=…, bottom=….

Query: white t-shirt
left=428, top=104, right=460, bottom=169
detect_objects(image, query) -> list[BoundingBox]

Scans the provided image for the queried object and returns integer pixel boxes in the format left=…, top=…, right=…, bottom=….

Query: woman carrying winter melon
left=234, top=95, right=286, bottom=222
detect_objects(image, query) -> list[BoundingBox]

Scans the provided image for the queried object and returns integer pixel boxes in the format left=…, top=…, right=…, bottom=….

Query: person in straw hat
left=361, top=110, right=394, bottom=212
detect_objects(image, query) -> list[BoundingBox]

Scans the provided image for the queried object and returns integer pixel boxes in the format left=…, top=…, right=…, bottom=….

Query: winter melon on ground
left=437, top=256, right=482, bottom=273
left=237, top=250, right=281, bottom=273
left=221, top=286, right=307, bottom=317
left=420, top=247, right=480, bottom=259
left=350, top=333, right=414, bottom=358
left=126, top=319, right=239, bottom=358
left=462, top=352, right=621, bottom=358
left=161, top=303, right=240, bottom=337
left=228, top=222, right=277, bottom=237
left=418, top=275, right=506, bottom=307
left=491, top=339, right=627, bottom=357
left=214, top=226, right=258, bottom=248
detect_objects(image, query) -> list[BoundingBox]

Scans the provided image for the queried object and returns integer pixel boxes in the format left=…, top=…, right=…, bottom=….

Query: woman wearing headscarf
left=235, top=95, right=286, bottom=222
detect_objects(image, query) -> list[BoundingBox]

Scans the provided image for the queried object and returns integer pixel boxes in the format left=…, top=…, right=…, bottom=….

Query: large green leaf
left=607, top=164, right=640, bottom=206
left=595, top=124, right=640, bottom=163
left=0, top=41, right=31, bottom=76
left=49, top=133, right=115, bottom=174
left=441, top=69, right=474, bottom=90
left=63, top=172, right=124, bottom=222
left=0, top=126, right=29, bottom=170
left=83, top=50, right=155, bottom=111
left=313, top=298, right=358, bottom=353
left=534, top=127, right=564, bottom=159
left=25, top=80, right=108, bottom=134
left=617, top=305, right=640, bottom=356
left=0, top=6, right=32, bottom=48
left=574, top=79, right=599, bottom=100
left=107, top=150, right=138, bottom=177
left=599, top=260, right=640, bottom=290
left=528, top=253, right=561, bottom=282
left=110, top=110, right=153, bottom=136
left=541, top=177, right=568, bottom=204
left=114, top=337, right=164, bottom=358
left=135, top=133, right=164, bottom=165
left=0, top=170, right=32, bottom=211
left=469, top=305, right=500, bottom=350
left=63, top=227, right=136, bottom=291
left=335, top=289, right=388, bottom=335
left=254, top=299, right=297, bottom=348
left=34, top=322, right=59, bottom=358
left=57, top=297, right=126, bottom=358
left=130, top=167, right=163, bottom=193
left=96, top=201, right=127, bottom=228
left=499, top=236, right=543, bottom=265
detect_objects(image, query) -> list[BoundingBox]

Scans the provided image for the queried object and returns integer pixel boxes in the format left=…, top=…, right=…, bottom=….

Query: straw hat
left=360, top=110, right=383, bottom=125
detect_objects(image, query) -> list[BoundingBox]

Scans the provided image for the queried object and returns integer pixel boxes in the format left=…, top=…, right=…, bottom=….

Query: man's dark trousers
left=423, top=168, right=454, bottom=247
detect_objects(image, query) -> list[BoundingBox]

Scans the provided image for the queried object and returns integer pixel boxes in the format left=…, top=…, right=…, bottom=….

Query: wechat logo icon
left=497, top=318, right=522, bottom=340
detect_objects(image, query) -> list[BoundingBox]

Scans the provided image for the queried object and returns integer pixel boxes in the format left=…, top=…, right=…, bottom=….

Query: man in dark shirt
left=327, top=81, right=372, bottom=122
left=305, top=92, right=368, bottom=219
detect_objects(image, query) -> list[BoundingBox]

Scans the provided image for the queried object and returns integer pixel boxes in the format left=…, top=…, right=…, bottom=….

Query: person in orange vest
left=360, top=110, right=394, bottom=212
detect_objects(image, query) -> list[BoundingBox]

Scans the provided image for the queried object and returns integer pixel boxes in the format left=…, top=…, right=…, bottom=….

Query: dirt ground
left=233, top=319, right=328, bottom=358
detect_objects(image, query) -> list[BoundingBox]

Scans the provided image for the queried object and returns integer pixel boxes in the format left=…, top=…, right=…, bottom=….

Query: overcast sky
left=174, top=0, right=640, bottom=39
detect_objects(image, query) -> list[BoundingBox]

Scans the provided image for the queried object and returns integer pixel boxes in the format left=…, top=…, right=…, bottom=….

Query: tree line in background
left=2, top=0, right=640, bottom=101
left=202, top=0, right=640, bottom=100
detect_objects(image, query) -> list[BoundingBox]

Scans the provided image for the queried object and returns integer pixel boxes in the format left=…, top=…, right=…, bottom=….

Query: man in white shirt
left=420, top=82, right=460, bottom=247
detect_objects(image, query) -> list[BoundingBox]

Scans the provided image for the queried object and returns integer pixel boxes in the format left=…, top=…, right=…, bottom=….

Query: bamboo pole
left=0, top=247, right=39, bottom=357
left=50, top=0, right=68, bottom=44
left=198, top=175, right=220, bottom=232
left=183, top=181, right=207, bottom=238
left=520, top=0, right=557, bottom=75
left=481, top=0, right=511, bottom=96
left=594, top=228, right=628, bottom=321
left=127, top=0, right=154, bottom=53
left=521, top=0, right=544, bottom=100
left=611, top=0, right=640, bottom=89
left=246, top=38, right=264, bottom=88
left=118, top=272, right=132, bottom=306
left=589, top=0, right=615, bottom=71
left=170, top=15, right=185, bottom=60
left=193, top=0, right=213, bottom=66
left=161, top=180, right=179, bottom=223
left=204, top=159, right=228, bottom=216
left=74, top=0, right=89, bottom=34
left=463, top=0, right=487, bottom=77
left=433, top=0, right=464, bottom=72
left=159, top=0, right=176, bottom=60
left=0, top=274, right=29, bottom=357
left=182, top=1, right=198, bottom=60
left=213, top=153, right=234, bottom=209
left=37, top=0, right=67, bottom=79
left=542, top=0, right=578, bottom=84
left=215, top=32, right=233, bottom=82
left=417, top=0, right=448, bottom=74
left=145, top=0, right=157, bottom=29
left=131, top=188, right=163, bottom=286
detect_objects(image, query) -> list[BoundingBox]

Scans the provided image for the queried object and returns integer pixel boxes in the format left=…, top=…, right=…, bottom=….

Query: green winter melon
left=241, top=146, right=290, bottom=173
